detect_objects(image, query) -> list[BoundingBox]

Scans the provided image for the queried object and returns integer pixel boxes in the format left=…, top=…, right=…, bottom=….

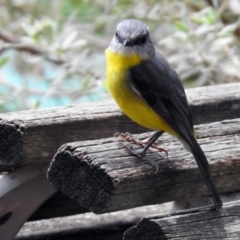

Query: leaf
left=191, top=8, right=218, bottom=25
left=207, top=8, right=218, bottom=24
left=191, top=16, right=205, bottom=24
left=0, top=57, right=9, bottom=68
left=174, top=20, right=188, bottom=32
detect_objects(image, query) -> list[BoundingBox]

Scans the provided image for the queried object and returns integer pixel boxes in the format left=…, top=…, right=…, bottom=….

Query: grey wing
left=128, top=52, right=194, bottom=140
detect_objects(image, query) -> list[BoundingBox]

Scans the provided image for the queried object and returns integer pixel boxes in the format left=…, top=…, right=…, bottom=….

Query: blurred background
left=0, top=0, right=239, bottom=112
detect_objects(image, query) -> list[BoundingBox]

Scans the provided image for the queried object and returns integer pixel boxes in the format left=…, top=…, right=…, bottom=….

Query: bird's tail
left=186, top=135, right=222, bottom=210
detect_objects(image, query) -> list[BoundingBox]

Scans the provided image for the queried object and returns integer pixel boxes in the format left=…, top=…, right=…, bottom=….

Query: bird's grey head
left=108, top=19, right=155, bottom=60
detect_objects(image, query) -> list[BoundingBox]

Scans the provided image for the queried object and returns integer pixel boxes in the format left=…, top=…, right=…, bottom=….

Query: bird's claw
left=118, top=141, right=159, bottom=172
left=149, top=145, right=168, bottom=157
left=114, top=132, right=144, bottom=147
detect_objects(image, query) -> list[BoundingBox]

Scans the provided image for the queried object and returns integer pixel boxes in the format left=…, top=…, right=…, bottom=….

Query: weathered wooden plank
left=0, top=83, right=240, bottom=169
left=17, top=204, right=173, bottom=240
left=31, top=193, right=212, bottom=223
left=123, top=200, right=240, bottom=240
left=47, top=118, right=240, bottom=214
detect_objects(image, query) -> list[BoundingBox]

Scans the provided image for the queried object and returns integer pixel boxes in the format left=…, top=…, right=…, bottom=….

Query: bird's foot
left=114, top=132, right=145, bottom=147
left=117, top=141, right=159, bottom=172
left=114, top=132, right=168, bottom=156
left=148, top=144, right=168, bottom=157
left=114, top=132, right=168, bottom=172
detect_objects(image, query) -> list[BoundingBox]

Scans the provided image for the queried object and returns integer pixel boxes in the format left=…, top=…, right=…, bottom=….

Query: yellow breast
left=105, top=48, right=176, bottom=135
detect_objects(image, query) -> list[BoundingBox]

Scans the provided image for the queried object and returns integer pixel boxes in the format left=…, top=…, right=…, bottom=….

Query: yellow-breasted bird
left=105, top=19, right=222, bottom=210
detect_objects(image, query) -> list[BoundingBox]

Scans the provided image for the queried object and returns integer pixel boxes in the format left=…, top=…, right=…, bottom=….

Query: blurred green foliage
left=60, top=0, right=103, bottom=20
left=0, top=0, right=239, bottom=112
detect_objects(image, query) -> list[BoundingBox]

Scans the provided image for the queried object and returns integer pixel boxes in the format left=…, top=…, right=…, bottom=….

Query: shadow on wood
left=28, top=192, right=88, bottom=221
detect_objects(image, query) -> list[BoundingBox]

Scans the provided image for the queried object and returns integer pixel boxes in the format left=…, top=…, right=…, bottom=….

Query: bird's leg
left=140, top=130, right=165, bottom=146
left=140, top=131, right=159, bottom=144
left=114, top=131, right=168, bottom=158
left=115, top=131, right=168, bottom=171
left=134, top=131, right=167, bottom=157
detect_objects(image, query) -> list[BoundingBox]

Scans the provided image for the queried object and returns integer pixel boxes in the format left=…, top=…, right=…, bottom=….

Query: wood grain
left=0, top=83, right=240, bottom=169
left=47, top=118, right=240, bottom=214
left=123, top=200, right=240, bottom=240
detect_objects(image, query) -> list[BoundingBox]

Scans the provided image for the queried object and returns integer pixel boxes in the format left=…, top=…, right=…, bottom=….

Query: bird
left=105, top=19, right=222, bottom=210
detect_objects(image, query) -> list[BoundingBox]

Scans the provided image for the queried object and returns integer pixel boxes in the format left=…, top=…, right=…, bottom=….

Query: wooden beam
left=17, top=204, right=173, bottom=240
left=47, top=118, right=240, bottom=214
left=123, top=200, right=240, bottom=240
left=0, top=83, right=240, bottom=169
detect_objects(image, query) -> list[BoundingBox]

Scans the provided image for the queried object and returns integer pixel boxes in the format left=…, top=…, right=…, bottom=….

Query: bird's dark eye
left=141, top=35, right=147, bottom=44
left=115, top=32, right=119, bottom=38
left=133, top=34, right=147, bottom=45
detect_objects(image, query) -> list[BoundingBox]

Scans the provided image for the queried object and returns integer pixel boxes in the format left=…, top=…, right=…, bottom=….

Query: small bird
left=105, top=19, right=222, bottom=210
